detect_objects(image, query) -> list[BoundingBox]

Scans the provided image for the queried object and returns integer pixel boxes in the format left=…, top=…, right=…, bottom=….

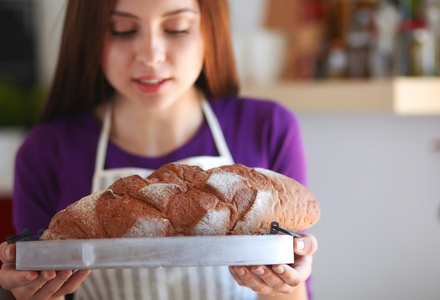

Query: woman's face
left=102, top=0, right=204, bottom=110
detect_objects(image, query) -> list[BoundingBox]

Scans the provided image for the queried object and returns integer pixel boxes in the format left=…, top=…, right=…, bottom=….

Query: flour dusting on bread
left=234, top=190, right=274, bottom=234
left=205, top=172, right=245, bottom=201
left=190, top=207, right=231, bottom=235
left=41, top=163, right=320, bottom=240
left=124, top=218, right=171, bottom=238
left=136, top=183, right=182, bottom=212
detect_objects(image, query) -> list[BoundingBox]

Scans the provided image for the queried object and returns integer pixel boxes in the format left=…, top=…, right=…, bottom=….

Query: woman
left=0, top=0, right=318, bottom=299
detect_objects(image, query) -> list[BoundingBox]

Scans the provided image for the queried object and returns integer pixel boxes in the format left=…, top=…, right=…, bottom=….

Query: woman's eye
left=109, top=20, right=137, bottom=37
left=165, top=29, right=189, bottom=35
left=111, top=30, right=137, bottom=37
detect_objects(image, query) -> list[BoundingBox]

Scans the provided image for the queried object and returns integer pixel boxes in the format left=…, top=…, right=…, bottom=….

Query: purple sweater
left=14, top=96, right=307, bottom=234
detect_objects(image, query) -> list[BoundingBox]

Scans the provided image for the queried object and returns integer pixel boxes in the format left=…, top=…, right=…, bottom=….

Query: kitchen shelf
left=240, top=77, right=440, bottom=115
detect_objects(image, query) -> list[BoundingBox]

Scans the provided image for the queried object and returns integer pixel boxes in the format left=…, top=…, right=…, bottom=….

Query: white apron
left=75, top=98, right=256, bottom=300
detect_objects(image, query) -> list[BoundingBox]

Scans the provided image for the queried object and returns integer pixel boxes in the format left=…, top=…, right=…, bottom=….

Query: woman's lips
left=133, top=77, right=170, bottom=93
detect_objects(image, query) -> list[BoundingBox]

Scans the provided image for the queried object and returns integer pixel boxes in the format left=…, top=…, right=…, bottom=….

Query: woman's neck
left=99, top=89, right=204, bottom=158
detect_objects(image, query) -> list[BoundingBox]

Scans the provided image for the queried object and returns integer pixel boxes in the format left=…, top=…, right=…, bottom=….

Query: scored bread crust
left=41, top=163, right=320, bottom=240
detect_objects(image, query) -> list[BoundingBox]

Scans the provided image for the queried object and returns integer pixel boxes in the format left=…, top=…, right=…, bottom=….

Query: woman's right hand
left=0, top=241, right=90, bottom=300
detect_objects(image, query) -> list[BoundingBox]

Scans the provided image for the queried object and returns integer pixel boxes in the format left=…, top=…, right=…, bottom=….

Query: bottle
left=346, top=1, right=376, bottom=78
left=325, top=0, right=351, bottom=78
left=326, top=38, right=348, bottom=78
left=396, top=0, right=434, bottom=76
left=425, top=0, right=440, bottom=75
left=371, top=1, right=400, bottom=78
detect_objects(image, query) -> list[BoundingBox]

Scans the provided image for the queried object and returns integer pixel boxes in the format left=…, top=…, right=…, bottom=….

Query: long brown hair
left=40, top=0, right=239, bottom=123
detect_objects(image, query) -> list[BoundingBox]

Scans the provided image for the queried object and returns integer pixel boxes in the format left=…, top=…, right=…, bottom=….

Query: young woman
left=0, top=0, right=318, bottom=299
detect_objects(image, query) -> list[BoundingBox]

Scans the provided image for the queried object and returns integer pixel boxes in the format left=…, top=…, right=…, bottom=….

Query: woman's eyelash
left=110, top=29, right=189, bottom=37
left=111, top=30, right=136, bottom=37
left=166, top=30, right=189, bottom=35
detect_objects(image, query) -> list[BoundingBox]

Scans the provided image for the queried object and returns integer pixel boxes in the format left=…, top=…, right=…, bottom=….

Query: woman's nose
left=135, top=32, right=165, bottom=66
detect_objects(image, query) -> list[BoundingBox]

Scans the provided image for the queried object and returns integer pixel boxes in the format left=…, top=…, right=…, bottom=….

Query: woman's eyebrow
left=111, top=11, right=139, bottom=19
left=111, top=8, right=199, bottom=19
left=163, top=8, right=199, bottom=17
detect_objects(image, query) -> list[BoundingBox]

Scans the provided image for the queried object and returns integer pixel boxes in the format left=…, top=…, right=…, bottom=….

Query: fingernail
left=26, top=273, right=37, bottom=281
left=5, top=245, right=11, bottom=259
left=296, top=238, right=305, bottom=251
left=252, top=267, right=264, bottom=275
left=273, top=265, right=285, bottom=274
left=236, top=268, right=245, bottom=276
left=60, top=271, right=72, bottom=280
left=42, top=272, right=52, bottom=280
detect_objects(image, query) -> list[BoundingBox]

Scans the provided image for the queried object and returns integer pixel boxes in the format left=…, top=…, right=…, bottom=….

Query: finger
left=231, top=266, right=275, bottom=294
left=228, top=266, right=246, bottom=286
left=7, top=271, right=56, bottom=300
left=270, top=264, right=304, bottom=289
left=33, top=270, right=73, bottom=299
left=52, top=269, right=91, bottom=297
left=250, top=265, right=294, bottom=294
left=25, top=271, right=57, bottom=293
left=294, top=233, right=318, bottom=256
left=291, top=254, right=313, bottom=279
left=0, top=261, right=39, bottom=290
left=0, top=243, right=15, bottom=263
left=273, top=254, right=313, bottom=288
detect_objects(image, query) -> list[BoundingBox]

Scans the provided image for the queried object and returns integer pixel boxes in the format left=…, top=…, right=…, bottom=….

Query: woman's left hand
left=228, top=233, right=317, bottom=296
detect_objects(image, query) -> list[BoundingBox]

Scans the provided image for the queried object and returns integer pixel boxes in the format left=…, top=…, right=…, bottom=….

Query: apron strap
left=92, top=101, right=113, bottom=192
left=92, top=96, right=234, bottom=193
left=201, top=98, right=234, bottom=164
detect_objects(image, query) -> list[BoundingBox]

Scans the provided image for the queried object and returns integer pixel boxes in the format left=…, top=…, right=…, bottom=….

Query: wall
left=34, top=0, right=65, bottom=86
left=297, top=113, right=440, bottom=299
left=229, top=0, right=267, bottom=32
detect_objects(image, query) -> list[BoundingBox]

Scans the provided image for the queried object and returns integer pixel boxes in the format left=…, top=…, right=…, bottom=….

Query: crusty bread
left=41, top=163, right=320, bottom=240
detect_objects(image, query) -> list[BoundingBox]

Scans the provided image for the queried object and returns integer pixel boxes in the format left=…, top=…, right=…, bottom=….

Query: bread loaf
left=41, top=163, right=320, bottom=240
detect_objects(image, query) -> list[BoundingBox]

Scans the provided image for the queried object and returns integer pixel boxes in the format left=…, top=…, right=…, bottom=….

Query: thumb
left=294, top=233, right=318, bottom=256
left=0, top=242, right=15, bottom=264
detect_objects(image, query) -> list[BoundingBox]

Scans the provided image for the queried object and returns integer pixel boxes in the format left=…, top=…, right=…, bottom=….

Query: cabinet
left=241, top=77, right=440, bottom=115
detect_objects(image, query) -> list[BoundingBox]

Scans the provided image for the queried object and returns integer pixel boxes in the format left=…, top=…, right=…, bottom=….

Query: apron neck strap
left=92, top=101, right=113, bottom=192
left=201, top=98, right=234, bottom=162
left=92, top=96, right=234, bottom=191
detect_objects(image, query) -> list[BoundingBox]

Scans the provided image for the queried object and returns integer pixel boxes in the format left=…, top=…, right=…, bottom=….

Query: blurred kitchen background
left=1, top=0, right=440, bottom=299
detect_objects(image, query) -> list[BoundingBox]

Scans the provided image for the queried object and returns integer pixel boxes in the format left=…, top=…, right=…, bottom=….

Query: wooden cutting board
left=16, top=235, right=293, bottom=270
